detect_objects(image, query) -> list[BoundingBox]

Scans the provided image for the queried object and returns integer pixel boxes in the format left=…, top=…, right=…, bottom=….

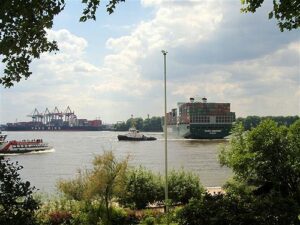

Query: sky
left=0, top=0, right=299, bottom=124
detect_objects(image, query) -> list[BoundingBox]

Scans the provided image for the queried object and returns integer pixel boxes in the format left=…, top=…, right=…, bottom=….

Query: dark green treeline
left=114, top=115, right=299, bottom=132
left=114, top=116, right=163, bottom=132
left=237, top=115, right=299, bottom=130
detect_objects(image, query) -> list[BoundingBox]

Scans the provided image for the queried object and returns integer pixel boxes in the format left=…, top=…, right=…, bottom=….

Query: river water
left=3, top=131, right=232, bottom=193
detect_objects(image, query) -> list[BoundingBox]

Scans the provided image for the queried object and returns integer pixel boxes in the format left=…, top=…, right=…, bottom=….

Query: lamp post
left=161, top=50, right=169, bottom=224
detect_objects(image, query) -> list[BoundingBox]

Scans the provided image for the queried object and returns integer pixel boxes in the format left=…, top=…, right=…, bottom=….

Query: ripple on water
left=5, top=131, right=232, bottom=193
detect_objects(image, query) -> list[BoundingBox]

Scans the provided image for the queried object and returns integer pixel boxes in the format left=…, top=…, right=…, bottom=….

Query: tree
left=241, top=0, right=300, bottom=31
left=0, top=157, right=39, bottom=225
left=236, top=115, right=300, bottom=130
left=177, top=193, right=251, bottom=225
left=0, top=0, right=65, bottom=87
left=58, top=151, right=128, bottom=225
left=115, top=116, right=162, bottom=132
left=178, top=119, right=300, bottom=225
left=148, top=117, right=163, bottom=132
left=87, top=151, right=128, bottom=224
left=220, top=119, right=300, bottom=199
left=177, top=192, right=300, bottom=225
left=219, top=119, right=300, bottom=224
left=142, top=118, right=151, bottom=132
left=126, top=117, right=144, bottom=130
left=0, top=0, right=124, bottom=88
left=114, top=121, right=129, bottom=131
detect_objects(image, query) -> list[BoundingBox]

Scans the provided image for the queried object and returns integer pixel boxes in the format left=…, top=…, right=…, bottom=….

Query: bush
left=219, top=119, right=300, bottom=199
left=177, top=192, right=300, bottom=225
left=0, top=157, right=39, bottom=225
left=110, top=207, right=132, bottom=225
left=154, top=207, right=180, bottom=225
left=119, top=167, right=204, bottom=209
left=142, top=216, right=155, bottom=225
left=56, top=169, right=88, bottom=201
left=177, top=193, right=249, bottom=225
left=48, top=211, right=72, bottom=225
left=57, top=151, right=129, bottom=224
left=168, top=169, right=204, bottom=204
left=119, top=166, right=163, bottom=209
left=36, top=198, right=105, bottom=225
left=178, top=119, right=300, bottom=225
left=122, top=209, right=140, bottom=224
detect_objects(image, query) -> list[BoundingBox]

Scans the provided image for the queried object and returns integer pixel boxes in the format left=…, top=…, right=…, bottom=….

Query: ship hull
left=166, top=123, right=232, bottom=139
left=4, top=125, right=103, bottom=131
left=0, top=146, right=52, bottom=154
left=0, top=133, right=53, bottom=154
left=117, top=135, right=156, bottom=141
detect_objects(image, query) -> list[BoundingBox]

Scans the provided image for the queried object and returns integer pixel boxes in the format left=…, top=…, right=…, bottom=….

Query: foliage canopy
left=58, top=151, right=128, bottom=225
left=177, top=192, right=300, bottom=225
left=0, top=0, right=124, bottom=87
left=241, top=0, right=300, bottom=31
left=0, top=0, right=65, bottom=87
left=236, top=115, right=299, bottom=130
left=220, top=119, right=300, bottom=200
left=115, top=116, right=163, bottom=132
left=179, top=119, right=300, bottom=225
left=0, top=157, right=39, bottom=225
left=2, top=0, right=298, bottom=87
left=119, top=166, right=163, bottom=209
left=168, top=169, right=204, bottom=205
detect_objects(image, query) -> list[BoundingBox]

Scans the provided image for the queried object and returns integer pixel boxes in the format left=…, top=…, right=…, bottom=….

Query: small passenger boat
left=0, top=132, right=52, bottom=154
left=118, top=128, right=156, bottom=141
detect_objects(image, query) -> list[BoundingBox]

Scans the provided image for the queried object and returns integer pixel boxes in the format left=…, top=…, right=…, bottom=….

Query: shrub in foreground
left=178, top=119, right=300, bottom=225
left=0, top=157, right=39, bottom=225
left=119, top=166, right=163, bottom=209
left=168, top=169, right=204, bottom=204
left=177, top=192, right=300, bottom=225
left=219, top=119, right=300, bottom=201
left=119, top=167, right=204, bottom=209
left=57, top=151, right=129, bottom=224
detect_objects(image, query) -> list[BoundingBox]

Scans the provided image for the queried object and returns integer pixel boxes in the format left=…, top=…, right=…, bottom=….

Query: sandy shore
left=206, top=186, right=225, bottom=195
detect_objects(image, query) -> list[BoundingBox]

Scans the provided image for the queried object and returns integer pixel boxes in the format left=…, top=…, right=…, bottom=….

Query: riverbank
left=206, top=186, right=224, bottom=195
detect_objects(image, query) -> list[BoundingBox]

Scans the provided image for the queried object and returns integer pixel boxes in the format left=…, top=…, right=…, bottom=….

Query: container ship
left=164, top=97, right=236, bottom=139
left=3, top=106, right=105, bottom=131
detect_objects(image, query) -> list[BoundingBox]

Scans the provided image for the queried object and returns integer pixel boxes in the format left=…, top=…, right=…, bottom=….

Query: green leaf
left=268, top=11, right=273, bottom=19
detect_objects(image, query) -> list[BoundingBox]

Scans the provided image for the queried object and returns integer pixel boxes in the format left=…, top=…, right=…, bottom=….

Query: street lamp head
left=161, top=50, right=168, bottom=55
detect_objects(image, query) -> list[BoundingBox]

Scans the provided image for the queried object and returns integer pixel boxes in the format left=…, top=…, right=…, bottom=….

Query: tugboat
left=118, top=127, right=156, bottom=141
left=0, top=132, right=52, bottom=154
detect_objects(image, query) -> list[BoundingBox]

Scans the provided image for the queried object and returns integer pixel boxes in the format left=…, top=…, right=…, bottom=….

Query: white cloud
left=171, top=71, right=241, bottom=99
left=162, top=39, right=300, bottom=117
left=226, top=41, right=299, bottom=116
left=47, top=29, right=88, bottom=56
left=1, top=1, right=299, bottom=124
left=100, top=0, right=225, bottom=108
left=110, top=0, right=223, bottom=51
left=141, top=0, right=163, bottom=7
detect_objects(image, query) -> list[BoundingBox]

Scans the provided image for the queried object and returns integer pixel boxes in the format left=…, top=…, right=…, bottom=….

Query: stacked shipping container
left=166, top=100, right=235, bottom=125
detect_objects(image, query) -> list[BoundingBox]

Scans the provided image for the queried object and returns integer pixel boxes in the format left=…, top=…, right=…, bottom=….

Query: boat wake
left=0, top=148, right=55, bottom=156
left=156, top=138, right=228, bottom=142
left=30, top=148, right=56, bottom=154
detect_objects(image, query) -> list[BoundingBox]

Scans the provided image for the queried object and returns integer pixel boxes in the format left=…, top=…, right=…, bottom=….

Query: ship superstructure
left=165, top=97, right=235, bottom=139
left=5, top=106, right=103, bottom=131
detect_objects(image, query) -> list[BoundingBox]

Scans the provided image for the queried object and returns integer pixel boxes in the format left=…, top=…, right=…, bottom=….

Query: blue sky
left=1, top=0, right=299, bottom=124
